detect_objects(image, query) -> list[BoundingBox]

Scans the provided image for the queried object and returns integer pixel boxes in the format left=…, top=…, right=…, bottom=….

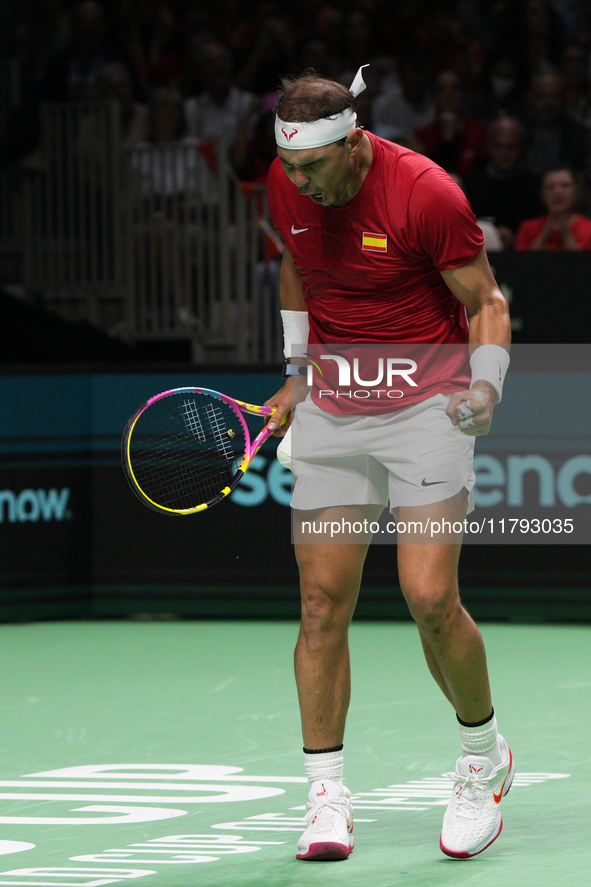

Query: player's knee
left=299, top=577, right=356, bottom=635
left=402, top=582, right=462, bottom=634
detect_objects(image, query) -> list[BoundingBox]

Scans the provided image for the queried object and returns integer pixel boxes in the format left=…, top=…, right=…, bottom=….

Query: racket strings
left=180, top=398, right=206, bottom=441
left=204, top=402, right=236, bottom=462
left=128, top=393, right=247, bottom=510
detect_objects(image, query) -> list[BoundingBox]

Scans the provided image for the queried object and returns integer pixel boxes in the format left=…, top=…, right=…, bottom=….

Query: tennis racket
left=122, top=387, right=285, bottom=515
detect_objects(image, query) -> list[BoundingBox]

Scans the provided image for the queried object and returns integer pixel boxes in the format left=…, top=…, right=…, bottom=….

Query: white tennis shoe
left=440, top=734, right=515, bottom=858
left=296, top=779, right=354, bottom=861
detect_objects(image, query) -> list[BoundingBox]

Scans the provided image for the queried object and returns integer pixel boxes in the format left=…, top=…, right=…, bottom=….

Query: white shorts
left=286, top=393, right=475, bottom=513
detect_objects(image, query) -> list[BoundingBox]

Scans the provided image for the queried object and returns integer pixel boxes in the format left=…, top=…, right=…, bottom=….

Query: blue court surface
left=0, top=619, right=588, bottom=887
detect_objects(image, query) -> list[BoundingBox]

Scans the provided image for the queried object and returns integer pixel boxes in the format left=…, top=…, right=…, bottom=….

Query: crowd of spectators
left=6, top=0, right=591, bottom=250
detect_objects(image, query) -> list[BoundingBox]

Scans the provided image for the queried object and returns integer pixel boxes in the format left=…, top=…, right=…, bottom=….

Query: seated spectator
left=184, top=40, right=254, bottom=147
left=465, top=116, right=544, bottom=249
left=97, top=61, right=149, bottom=148
left=413, top=70, right=488, bottom=178
left=521, top=71, right=588, bottom=174
left=372, top=48, right=435, bottom=142
left=514, top=165, right=591, bottom=250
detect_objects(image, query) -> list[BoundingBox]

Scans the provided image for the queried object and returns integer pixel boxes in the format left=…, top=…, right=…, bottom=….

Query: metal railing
left=22, top=100, right=124, bottom=328
left=124, top=139, right=283, bottom=363
left=17, top=100, right=283, bottom=363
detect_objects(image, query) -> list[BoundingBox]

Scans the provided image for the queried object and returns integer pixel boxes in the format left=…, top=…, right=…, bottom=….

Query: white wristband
left=470, top=344, right=510, bottom=403
left=281, top=309, right=309, bottom=358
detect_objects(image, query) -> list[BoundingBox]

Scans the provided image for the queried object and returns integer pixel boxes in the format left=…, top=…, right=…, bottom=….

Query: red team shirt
left=267, top=132, right=484, bottom=412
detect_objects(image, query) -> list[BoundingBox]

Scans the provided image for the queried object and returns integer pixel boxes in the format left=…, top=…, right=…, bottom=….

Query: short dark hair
left=275, top=70, right=356, bottom=123
left=541, top=164, right=576, bottom=182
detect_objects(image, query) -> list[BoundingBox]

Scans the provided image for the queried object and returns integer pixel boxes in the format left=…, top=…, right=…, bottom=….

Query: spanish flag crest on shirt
left=362, top=231, right=388, bottom=252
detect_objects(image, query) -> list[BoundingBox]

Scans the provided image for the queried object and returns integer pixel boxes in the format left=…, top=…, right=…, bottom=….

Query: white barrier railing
left=22, top=100, right=124, bottom=327
left=18, top=100, right=283, bottom=364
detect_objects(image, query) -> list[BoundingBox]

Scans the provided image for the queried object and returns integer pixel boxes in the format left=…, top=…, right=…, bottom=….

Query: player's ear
left=346, top=128, right=364, bottom=154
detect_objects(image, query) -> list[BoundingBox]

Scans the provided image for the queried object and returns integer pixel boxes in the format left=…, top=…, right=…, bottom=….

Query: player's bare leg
left=293, top=504, right=382, bottom=748
left=400, top=544, right=493, bottom=721
left=396, top=489, right=514, bottom=858
left=395, top=488, right=493, bottom=721
left=396, top=549, right=492, bottom=722
left=292, top=504, right=382, bottom=860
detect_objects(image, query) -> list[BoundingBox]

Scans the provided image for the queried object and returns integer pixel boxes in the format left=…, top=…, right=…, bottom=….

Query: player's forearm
left=467, top=292, right=511, bottom=350
left=460, top=294, right=511, bottom=413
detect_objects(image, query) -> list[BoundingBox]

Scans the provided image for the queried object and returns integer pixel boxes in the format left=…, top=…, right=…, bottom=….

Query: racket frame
left=123, top=387, right=278, bottom=515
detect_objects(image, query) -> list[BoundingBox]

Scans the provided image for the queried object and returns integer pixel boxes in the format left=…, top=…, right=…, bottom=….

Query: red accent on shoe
left=494, top=749, right=514, bottom=804
left=296, top=841, right=352, bottom=861
left=440, top=818, right=504, bottom=859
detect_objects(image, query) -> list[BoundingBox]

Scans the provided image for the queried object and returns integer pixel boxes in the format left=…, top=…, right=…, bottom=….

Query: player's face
left=277, top=142, right=355, bottom=207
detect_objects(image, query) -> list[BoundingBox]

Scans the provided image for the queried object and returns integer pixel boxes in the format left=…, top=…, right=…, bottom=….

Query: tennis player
left=264, top=67, right=513, bottom=862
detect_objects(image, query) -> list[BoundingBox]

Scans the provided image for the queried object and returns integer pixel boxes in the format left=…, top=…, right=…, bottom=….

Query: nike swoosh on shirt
left=421, top=479, right=447, bottom=486
left=291, top=225, right=309, bottom=234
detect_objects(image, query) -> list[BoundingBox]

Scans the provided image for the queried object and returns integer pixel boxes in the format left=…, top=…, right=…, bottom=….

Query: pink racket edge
left=141, top=386, right=273, bottom=413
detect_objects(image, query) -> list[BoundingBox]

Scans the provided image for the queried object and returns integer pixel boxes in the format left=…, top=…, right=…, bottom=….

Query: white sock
left=304, top=748, right=344, bottom=786
left=458, top=713, right=502, bottom=766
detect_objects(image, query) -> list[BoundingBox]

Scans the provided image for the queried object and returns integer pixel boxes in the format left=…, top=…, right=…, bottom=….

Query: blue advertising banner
left=1, top=360, right=590, bottom=620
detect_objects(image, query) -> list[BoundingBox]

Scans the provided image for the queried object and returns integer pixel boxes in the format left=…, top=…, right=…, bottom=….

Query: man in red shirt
left=265, top=68, right=512, bottom=863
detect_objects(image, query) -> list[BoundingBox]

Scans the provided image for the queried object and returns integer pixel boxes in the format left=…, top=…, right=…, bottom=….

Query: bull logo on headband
left=281, top=127, right=298, bottom=142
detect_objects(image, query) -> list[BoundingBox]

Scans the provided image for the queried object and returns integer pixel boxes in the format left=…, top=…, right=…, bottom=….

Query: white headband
left=275, top=64, right=368, bottom=151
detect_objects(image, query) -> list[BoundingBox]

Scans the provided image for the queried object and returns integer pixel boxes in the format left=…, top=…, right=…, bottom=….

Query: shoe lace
left=303, top=796, right=351, bottom=829
left=444, top=771, right=490, bottom=817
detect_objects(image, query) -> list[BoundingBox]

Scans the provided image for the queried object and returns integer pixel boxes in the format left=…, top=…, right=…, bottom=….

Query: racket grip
left=457, top=401, right=475, bottom=428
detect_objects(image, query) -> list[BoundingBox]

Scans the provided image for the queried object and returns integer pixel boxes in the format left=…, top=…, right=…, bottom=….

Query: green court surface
left=0, top=619, right=589, bottom=887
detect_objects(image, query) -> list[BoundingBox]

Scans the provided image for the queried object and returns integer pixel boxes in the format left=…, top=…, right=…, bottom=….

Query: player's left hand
left=446, top=381, right=498, bottom=437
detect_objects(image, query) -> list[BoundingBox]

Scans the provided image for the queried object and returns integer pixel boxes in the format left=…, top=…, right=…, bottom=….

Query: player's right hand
left=264, top=376, right=307, bottom=435
left=446, top=382, right=497, bottom=436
